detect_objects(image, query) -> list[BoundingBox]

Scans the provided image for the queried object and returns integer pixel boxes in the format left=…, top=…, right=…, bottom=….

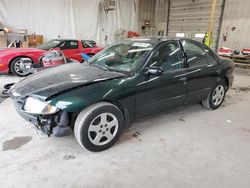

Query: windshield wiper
left=89, top=63, right=125, bottom=74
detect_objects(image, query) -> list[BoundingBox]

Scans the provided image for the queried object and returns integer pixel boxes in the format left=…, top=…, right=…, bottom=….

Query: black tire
left=38, top=56, right=45, bottom=66
left=74, top=102, right=124, bottom=152
left=1, top=90, right=10, bottom=98
left=4, top=83, right=15, bottom=90
left=202, top=80, right=226, bottom=110
left=10, top=57, right=30, bottom=77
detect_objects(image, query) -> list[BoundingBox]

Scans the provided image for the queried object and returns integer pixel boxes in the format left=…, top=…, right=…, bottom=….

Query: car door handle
left=179, top=77, right=187, bottom=85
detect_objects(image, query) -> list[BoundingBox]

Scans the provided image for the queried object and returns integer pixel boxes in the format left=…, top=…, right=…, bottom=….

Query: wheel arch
left=68, top=99, right=130, bottom=129
left=219, top=70, right=230, bottom=91
left=216, top=76, right=228, bottom=89
left=8, top=55, right=34, bottom=69
left=102, top=99, right=130, bottom=128
left=221, top=76, right=229, bottom=90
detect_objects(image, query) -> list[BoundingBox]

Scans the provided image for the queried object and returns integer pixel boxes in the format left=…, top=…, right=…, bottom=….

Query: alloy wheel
left=88, top=112, right=119, bottom=146
left=212, top=85, right=225, bottom=106
left=14, top=60, right=28, bottom=76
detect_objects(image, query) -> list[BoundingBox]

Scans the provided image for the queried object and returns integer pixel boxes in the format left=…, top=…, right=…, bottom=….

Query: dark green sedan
left=10, top=37, right=234, bottom=152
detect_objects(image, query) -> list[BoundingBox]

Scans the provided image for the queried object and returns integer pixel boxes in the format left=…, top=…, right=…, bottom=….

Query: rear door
left=181, top=39, right=219, bottom=103
left=136, top=41, right=188, bottom=118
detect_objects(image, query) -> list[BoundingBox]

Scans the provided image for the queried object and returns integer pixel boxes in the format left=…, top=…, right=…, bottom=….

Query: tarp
left=0, top=0, right=138, bottom=46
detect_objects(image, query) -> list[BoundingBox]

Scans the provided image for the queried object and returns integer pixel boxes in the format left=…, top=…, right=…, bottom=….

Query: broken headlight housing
left=23, top=97, right=59, bottom=115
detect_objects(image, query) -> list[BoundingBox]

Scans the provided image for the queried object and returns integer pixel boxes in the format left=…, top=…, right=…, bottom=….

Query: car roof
left=125, top=36, right=196, bottom=45
left=51, top=39, right=80, bottom=42
left=51, top=37, right=198, bottom=45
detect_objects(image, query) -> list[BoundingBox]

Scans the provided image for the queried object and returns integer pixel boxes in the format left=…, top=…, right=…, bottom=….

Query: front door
left=136, top=41, right=187, bottom=118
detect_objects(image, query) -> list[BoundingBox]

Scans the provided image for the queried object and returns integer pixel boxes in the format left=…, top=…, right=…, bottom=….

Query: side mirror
left=144, top=66, right=164, bottom=76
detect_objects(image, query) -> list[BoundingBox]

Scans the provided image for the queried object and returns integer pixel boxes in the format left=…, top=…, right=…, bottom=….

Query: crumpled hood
left=10, top=63, right=124, bottom=100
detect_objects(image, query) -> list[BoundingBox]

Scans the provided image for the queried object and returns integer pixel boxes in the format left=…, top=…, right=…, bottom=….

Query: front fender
left=48, top=84, right=103, bottom=113
left=47, top=77, right=137, bottom=124
left=0, top=55, right=12, bottom=73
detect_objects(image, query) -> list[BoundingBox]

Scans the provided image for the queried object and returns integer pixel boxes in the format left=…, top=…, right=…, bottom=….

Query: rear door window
left=181, top=39, right=208, bottom=67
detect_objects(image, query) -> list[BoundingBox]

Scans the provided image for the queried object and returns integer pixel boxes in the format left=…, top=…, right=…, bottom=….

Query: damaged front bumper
left=13, top=96, right=72, bottom=137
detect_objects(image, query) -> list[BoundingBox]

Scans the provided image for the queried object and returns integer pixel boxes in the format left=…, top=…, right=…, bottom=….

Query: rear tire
left=74, top=102, right=124, bottom=152
left=202, top=80, right=226, bottom=110
left=10, top=57, right=30, bottom=77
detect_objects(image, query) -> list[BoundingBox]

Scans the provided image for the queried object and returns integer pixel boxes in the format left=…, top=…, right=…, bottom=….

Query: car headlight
left=23, top=97, right=59, bottom=115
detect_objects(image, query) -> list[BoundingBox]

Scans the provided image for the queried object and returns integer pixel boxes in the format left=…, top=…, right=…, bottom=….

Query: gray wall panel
left=168, top=0, right=224, bottom=50
left=218, top=0, right=250, bottom=50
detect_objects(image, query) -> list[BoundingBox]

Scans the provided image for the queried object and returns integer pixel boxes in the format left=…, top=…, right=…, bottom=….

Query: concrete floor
left=0, top=73, right=250, bottom=188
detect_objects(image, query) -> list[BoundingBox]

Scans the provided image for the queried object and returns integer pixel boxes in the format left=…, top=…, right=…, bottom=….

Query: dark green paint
left=10, top=37, right=235, bottom=125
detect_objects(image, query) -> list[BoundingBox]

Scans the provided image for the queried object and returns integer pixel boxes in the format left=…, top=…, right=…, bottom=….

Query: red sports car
left=0, top=39, right=103, bottom=76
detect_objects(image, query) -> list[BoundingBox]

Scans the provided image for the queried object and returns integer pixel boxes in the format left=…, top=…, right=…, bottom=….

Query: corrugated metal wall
left=157, top=0, right=169, bottom=23
left=138, top=0, right=169, bottom=36
left=138, top=0, right=250, bottom=51
left=139, top=0, right=155, bottom=22
left=138, top=0, right=156, bottom=36
left=168, top=0, right=224, bottom=50
left=218, top=0, right=250, bottom=50
left=155, top=0, right=169, bottom=35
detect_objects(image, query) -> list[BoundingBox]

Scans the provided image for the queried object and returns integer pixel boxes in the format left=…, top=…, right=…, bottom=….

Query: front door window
left=149, top=41, right=183, bottom=71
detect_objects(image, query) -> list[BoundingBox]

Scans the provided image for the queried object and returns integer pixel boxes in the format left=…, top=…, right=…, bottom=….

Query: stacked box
left=28, top=35, right=43, bottom=47
left=22, top=41, right=29, bottom=48
left=0, top=33, right=7, bottom=48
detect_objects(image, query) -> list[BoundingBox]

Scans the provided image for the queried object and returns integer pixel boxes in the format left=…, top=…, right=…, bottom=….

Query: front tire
left=10, top=57, right=30, bottom=77
left=74, top=102, right=124, bottom=152
left=202, top=80, right=226, bottom=110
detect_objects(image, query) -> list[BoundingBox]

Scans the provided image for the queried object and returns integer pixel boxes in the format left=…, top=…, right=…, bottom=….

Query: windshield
left=37, top=40, right=61, bottom=50
left=88, top=40, right=153, bottom=72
